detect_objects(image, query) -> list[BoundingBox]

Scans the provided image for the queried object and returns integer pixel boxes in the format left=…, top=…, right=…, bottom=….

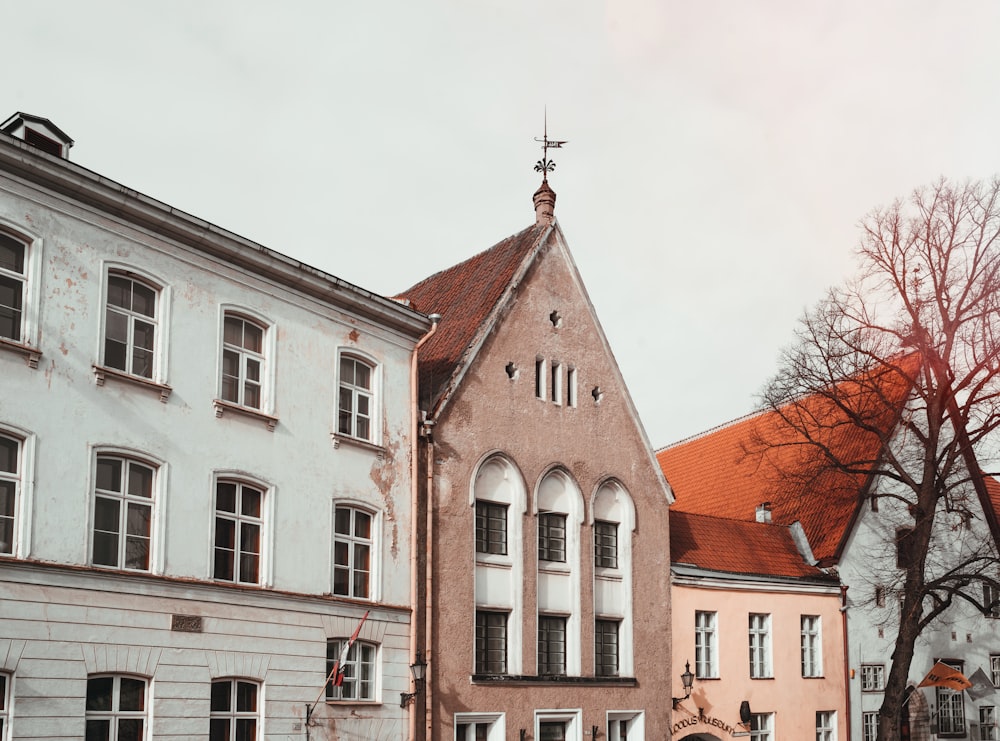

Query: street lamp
left=672, top=661, right=695, bottom=709
left=400, top=651, right=428, bottom=708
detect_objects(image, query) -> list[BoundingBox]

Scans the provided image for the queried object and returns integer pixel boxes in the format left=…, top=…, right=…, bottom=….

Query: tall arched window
left=535, top=469, right=584, bottom=677
left=591, top=480, right=635, bottom=677
left=472, top=455, right=526, bottom=675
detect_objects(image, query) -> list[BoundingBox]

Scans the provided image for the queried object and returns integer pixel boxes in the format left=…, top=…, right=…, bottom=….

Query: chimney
left=755, top=502, right=772, bottom=523
left=1, top=112, right=74, bottom=159
left=533, top=179, right=556, bottom=225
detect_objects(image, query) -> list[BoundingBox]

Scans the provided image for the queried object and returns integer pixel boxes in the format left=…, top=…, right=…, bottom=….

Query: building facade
left=0, top=114, right=431, bottom=740
left=669, top=511, right=848, bottom=741
left=396, top=181, right=674, bottom=741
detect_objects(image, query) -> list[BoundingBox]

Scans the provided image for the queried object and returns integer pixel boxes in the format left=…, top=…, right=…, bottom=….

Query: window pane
left=354, top=511, right=371, bottom=538
left=131, top=282, right=155, bottom=317
left=224, top=316, right=243, bottom=346
left=107, top=276, right=130, bottom=309
left=211, top=680, right=231, bottom=712
left=340, top=356, right=354, bottom=385
left=127, top=463, right=153, bottom=498
left=236, top=719, right=256, bottom=741
left=243, top=323, right=263, bottom=353
left=217, top=482, right=237, bottom=513
left=133, top=320, right=155, bottom=351
left=85, top=719, right=111, bottom=741
left=245, top=358, right=261, bottom=383
left=119, top=677, right=146, bottom=711
left=126, top=503, right=151, bottom=537
left=0, top=235, right=24, bottom=273
left=125, top=533, right=150, bottom=570
left=210, top=718, right=231, bottom=741
left=335, top=507, right=352, bottom=535
left=354, top=362, right=371, bottom=389
left=240, top=486, right=262, bottom=518
left=92, top=530, right=119, bottom=567
left=0, top=275, right=22, bottom=341
left=117, top=718, right=143, bottom=741
left=0, top=436, right=18, bottom=473
left=86, top=677, right=114, bottom=711
left=236, top=681, right=257, bottom=712
left=94, top=496, right=121, bottom=533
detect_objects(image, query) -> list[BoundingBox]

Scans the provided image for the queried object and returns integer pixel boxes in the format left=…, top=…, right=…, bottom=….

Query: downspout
left=423, top=415, right=436, bottom=741
left=841, top=584, right=852, bottom=741
left=409, top=314, right=439, bottom=741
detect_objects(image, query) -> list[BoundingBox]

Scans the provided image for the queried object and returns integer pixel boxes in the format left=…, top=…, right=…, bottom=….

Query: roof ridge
left=657, top=408, right=767, bottom=452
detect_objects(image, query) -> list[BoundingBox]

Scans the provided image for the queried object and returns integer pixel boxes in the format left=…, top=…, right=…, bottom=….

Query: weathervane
left=534, top=108, right=567, bottom=182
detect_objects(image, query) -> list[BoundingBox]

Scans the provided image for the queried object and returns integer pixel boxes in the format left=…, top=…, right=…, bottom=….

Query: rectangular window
left=985, top=584, right=1000, bottom=618
left=801, top=615, right=821, bottom=677
left=104, top=273, right=158, bottom=379
left=538, top=512, right=566, bottom=562
left=221, top=314, right=265, bottom=409
left=0, top=434, right=20, bottom=556
left=539, top=722, right=567, bottom=741
left=594, top=520, right=618, bottom=568
left=456, top=721, right=492, bottom=741
left=0, top=672, right=8, bottom=738
left=695, top=611, right=718, bottom=678
left=85, top=675, right=147, bottom=740
left=210, top=679, right=259, bottom=741
left=896, top=527, right=915, bottom=569
left=333, top=506, right=372, bottom=599
left=991, top=654, right=1000, bottom=687
left=566, top=367, right=577, bottom=407
left=863, top=712, right=878, bottom=741
left=981, top=707, right=998, bottom=741
left=0, top=232, right=26, bottom=343
left=938, top=660, right=967, bottom=736
left=535, top=358, right=546, bottom=400
left=474, top=611, right=507, bottom=674
left=538, top=616, right=567, bottom=676
left=92, top=455, right=154, bottom=571
left=475, top=501, right=507, bottom=555
left=213, top=481, right=263, bottom=584
left=338, top=355, right=374, bottom=441
left=326, top=639, right=377, bottom=701
left=816, top=710, right=836, bottom=741
left=595, top=619, right=619, bottom=677
left=749, top=613, right=771, bottom=678
left=861, top=664, right=885, bottom=691
left=749, top=713, right=773, bottom=741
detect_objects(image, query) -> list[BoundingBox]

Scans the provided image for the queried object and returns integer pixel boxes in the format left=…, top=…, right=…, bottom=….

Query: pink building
left=667, top=510, right=848, bottom=740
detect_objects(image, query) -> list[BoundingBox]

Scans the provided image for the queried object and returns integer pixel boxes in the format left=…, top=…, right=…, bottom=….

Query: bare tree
left=760, top=177, right=1000, bottom=740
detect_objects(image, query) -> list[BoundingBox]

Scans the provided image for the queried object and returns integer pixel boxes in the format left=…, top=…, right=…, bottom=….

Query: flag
left=917, top=661, right=972, bottom=691
left=330, top=610, right=369, bottom=688
left=967, top=667, right=996, bottom=701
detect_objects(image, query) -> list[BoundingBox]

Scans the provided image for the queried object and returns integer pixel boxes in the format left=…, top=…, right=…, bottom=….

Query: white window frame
left=219, top=307, right=274, bottom=413
left=591, top=480, right=635, bottom=677
left=0, top=671, right=9, bottom=741
left=861, top=663, right=885, bottom=692
left=98, top=265, right=169, bottom=383
left=801, top=614, right=822, bottom=677
left=862, top=711, right=878, bottom=741
left=0, top=221, right=42, bottom=355
left=695, top=610, right=718, bottom=678
left=816, top=710, right=836, bottom=741
left=85, top=674, right=149, bottom=741
left=331, top=502, right=379, bottom=601
left=90, top=451, right=161, bottom=573
left=454, top=712, right=505, bottom=741
left=335, top=350, right=379, bottom=444
left=749, top=613, right=772, bottom=678
left=991, top=655, right=1000, bottom=688
left=606, top=711, right=644, bottom=741
left=212, top=478, right=268, bottom=586
left=325, top=639, right=379, bottom=703
left=535, top=709, right=582, bottom=741
left=210, top=678, right=260, bottom=741
left=985, top=583, right=1000, bottom=618
left=0, top=426, right=35, bottom=559
left=981, top=706, right=999, bottom=741
left=749, top=712, right=773, bottom=741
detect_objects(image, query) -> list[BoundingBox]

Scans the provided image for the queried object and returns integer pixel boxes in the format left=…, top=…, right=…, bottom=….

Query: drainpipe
left=423, top=416, right=436, bottom=741
left=840, top=584, right=852, bottom=741
left=409, top=314, right=438, bottom=741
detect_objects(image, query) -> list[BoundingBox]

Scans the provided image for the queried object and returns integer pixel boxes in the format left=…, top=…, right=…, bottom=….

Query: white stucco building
left=0, top=113, right=431, bottom=740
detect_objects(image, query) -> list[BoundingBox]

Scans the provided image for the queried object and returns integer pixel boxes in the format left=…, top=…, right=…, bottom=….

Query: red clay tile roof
left=983, top=475, right=1000, bottom=524
left=670, top=510, right=832, bottom=579
left=395, top=223, right=550, bottom=411
left=658, top=360, right=917, bottom=563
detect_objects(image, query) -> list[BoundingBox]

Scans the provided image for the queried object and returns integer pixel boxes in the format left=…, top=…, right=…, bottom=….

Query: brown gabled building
left=396, top=180, right=673, bottom=741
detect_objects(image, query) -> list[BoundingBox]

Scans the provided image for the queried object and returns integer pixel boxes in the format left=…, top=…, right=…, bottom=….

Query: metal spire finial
left=534, top=108, right=567, bottom=182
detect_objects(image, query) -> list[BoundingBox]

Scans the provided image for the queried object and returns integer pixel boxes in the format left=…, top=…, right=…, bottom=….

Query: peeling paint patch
left=348, top=329, right=360, bottom=343
left=369, top=416, right=403, bottom=562
left=59, top=343, right=68, bottom=356
left=45, top=359, right=55, bottom=389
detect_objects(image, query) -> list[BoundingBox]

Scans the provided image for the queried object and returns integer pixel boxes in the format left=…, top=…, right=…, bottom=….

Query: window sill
left=476, top=553, right=513, bottom=568
left=325, top=699, right=381, bottom=706
left=93, top=365, right=171, bottom=402
left=330, top=433, right=385, bottom=456
left=0, top=337, right=42, bottom=368
left=213, top=399, right=278, bottom=431
left=539, top=562, right=571, bottom=575
left=472, top=674, right=637, bottom=687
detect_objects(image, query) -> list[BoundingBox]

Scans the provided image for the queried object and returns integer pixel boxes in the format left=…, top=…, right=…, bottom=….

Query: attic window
left=549, top=311, right=562, bottom=328
left=23, top=128, right=62, bottom=157
left=505, top=362, right=518, bottom=380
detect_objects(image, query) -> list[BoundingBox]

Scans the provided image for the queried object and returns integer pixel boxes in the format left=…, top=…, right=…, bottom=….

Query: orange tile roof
left=395, top=223, right=549, bottom=411
left=658, top=360, right=917, bottom=563
left=670, top=510, right=833, bottom=579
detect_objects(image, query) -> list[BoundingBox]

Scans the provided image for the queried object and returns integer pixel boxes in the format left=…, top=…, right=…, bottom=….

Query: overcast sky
left=8, top=1, right=1000, bottom=446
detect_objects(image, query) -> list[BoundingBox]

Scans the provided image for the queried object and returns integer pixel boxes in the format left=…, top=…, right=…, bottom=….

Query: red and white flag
left=331, top=610, right=369, bottom=687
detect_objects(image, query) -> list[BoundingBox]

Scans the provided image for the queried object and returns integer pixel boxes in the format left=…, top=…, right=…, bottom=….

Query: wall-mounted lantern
left=672, top=660, right=695, bottom=709
left=400, top=651, right=428, bottom=708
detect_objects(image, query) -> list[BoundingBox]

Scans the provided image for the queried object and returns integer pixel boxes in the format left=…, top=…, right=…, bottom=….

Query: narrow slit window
left=535, top=358, right=546, bottom=400
left=566, top=367, right=577, bottom=407
left=551, top=362, right=562, bottom=405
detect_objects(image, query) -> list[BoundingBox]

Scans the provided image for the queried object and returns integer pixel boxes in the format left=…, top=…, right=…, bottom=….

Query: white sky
left=7, top=1, right=1000, bottom=446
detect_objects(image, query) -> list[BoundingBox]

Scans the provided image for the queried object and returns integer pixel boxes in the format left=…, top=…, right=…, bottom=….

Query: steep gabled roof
left=658, top=360, right=916, bottom=563
left=670, top=510, right=833, bottom=580
left=394, top=223, right=550, bottom=412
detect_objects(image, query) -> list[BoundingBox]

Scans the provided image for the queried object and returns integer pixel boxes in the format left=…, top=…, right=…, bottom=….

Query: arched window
left=333, top=504, right=376, bottom=600
left=326, top=640, right=378, bottom=702
left=535, top=469, right=584, bottom=677
left=85, top=674, right=148, bottom=740
left=213, top=479, right=266, bottom=585
left=102, top=271, right=161, bottom=380
left=592, top=480, right=636, bottom=677
left=0, top=231, right=28, bottom=343
left=472, top=455, right=526, bottom=675
left=337, top=353, right=377, bottom=442
left=210, top=678, right=260, bottom=740
left=221, top=313, right=268, bottom=410
left=91, top=454, right=158, bottom=572
left=0, top=433, right=21, bottom=556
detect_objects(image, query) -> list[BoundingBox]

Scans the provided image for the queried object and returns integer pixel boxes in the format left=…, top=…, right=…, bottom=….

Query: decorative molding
left=0, top=337, right=41, bottom=368
left=0, top=639, right=26, bottom=672
left=92, top=364, right=171, bottom=402
left=213, top=399, right=278, bottom=431
left=81, top=644, right=162, bottom=677
left=206, top=651, right=270, bottom=681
